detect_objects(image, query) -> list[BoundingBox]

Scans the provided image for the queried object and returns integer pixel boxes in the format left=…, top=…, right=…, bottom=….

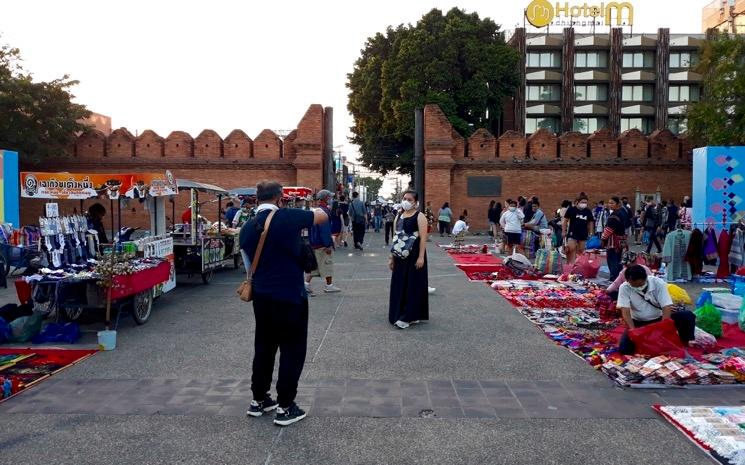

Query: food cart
left=17, top=171, right=178, bottom=326
left=282, top=186, right=313, bottom=207
left=171, top=180, right=241, bottom=284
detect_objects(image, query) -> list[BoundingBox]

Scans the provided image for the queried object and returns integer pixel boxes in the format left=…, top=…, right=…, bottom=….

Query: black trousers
left=645, top=227, right=662, bottom=253
left=251, top=292, right=308, bottom=408
left=438, top=221, right=449, bottom=236
left=618, top=310, right=696, bottom=355
left=384, top=221, right=394, bottom=245
left=607, top=248, right=623, bottom=282
left=352, top=221, right=366, bottom=246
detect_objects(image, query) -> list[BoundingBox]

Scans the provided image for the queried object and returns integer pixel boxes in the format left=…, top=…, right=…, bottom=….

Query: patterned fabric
left=663, top=229, right=692, bottom=281
left=729, top=229, right=744, bottom=269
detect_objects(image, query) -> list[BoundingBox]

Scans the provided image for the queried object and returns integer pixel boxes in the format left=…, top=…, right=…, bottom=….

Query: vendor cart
left=18, top=170, right=179, bottom=325
left=171, top=180, right=241, bottom=284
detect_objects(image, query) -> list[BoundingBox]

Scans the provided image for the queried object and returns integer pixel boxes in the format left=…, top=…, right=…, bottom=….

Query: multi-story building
left=507, top=28, right=703, bottom=136
left=703, top=0, right=745, bottom=33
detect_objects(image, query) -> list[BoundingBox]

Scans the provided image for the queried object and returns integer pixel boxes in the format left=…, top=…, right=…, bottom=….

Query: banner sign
left=282, top=187, right=313, bottom=198
left=0, top=150, right=19, bottom=226
left=20, top=171, right=178, bottom=200
left=525, top=0, right=634, bottom=28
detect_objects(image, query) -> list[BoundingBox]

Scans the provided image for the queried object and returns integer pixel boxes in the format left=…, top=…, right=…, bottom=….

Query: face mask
left=631, top=283, right=648, bottom=292
left=509, top=206, right=516, bottom=212
left=578, top=203, right=588, bottom=209
left=401, top=200, right=415, bottom=211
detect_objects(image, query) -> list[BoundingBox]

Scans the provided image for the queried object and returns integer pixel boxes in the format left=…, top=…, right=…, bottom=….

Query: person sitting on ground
left=616, top=265, right=696, bottom=355
left=499, top=199, right=524, bottom=251
left=452, top=215, right=469, bottom=236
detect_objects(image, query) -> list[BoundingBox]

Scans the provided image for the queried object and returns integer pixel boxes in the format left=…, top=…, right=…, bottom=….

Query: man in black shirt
left=562, top=194, right=595, bottom=264
left=240, top=181, right=328, bottom=426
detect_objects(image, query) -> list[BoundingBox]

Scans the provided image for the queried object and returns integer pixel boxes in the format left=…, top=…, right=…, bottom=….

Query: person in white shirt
left=616, top=265, right=696, bottom=354
left=452, top=216, right=469, bottom=236
left=499, top=199, right=524, bottom=248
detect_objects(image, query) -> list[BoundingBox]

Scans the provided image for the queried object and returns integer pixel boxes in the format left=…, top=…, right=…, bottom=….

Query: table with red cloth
left=110, top=261, right=171, bottom=299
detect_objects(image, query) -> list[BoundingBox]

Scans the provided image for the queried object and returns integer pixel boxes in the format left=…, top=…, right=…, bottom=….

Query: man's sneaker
left=246, top=396, right=278, bottom=417
left=428, top=287, right=436, bottom=294
left=394, top=320, right=410, bottom=329
left=324, top=284, right=341, bottom=293
left=274, top=403, right=307, bottom=426
left=304, top=283, right=316, bottom=297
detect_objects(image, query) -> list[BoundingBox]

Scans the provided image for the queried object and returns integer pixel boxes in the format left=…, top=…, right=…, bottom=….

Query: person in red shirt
left=181, top=208, right=192, bottom=224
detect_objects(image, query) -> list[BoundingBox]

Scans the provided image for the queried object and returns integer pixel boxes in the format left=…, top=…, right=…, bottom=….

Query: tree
left=0, top=38, right=91, bottom=160
left=686, top=33, right=745, bottom=146
left=355, top=176, right=383, bottom=201
left=347, top=8, right=520, bottom=174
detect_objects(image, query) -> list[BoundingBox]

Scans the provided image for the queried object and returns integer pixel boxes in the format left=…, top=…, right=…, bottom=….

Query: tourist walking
left=487, top=200, right=499, bottom=239
left=305, top=190, right=341, bottom=295
left=337, top=194, right=350, bottom=248
left=373, top=202, right=383, bottom=233
left=349, top=191, right=367, bottom=250
left=330, top=195, right=343, bottom=247
left=642, top=198, right=662, bottom=254
left=241, top=181, right=328, bottom=426
left=562, top=194, right=594, bottom=264
left=389, top=190, right=429, bottom=329
left=500, top=199, right=525, bottom=251
left=437, top=202, right=453, bottom=237
left=384, top=203, right=396, bottom=246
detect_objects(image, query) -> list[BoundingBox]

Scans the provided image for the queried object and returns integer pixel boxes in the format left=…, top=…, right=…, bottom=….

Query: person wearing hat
left=305, top=190, right=341, bottom=295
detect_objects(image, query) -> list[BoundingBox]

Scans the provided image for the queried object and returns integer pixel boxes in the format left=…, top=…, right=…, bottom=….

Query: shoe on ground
left=428, top=287, right=436, bottom=294
left=274, top=403, right=307, bottom=426
left=304, top=283, right=316, bottom=297
left=394, top=320, right=410, bottom=329
left=324, top=284, right=341, bottom=293
left=247, top=395, right=278, bottom=417
left=410, top=320, right=421, bottom=325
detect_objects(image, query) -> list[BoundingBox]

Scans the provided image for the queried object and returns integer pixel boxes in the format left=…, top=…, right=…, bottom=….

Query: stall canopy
left=228, top=187, right=257, bottom=197
left=176, top=179, right=228, bottom=196
left=20, top=171, right=178, bottom=199
left=282, top=186, right=313, bottom=198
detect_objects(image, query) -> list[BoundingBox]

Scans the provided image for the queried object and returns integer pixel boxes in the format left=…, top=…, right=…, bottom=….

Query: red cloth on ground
left=717, top=230, right=731, bottom=279
left=451, top=254, right=502, bottom=265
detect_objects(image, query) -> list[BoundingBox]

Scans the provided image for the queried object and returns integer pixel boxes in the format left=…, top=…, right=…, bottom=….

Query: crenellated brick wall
left=424, top=104, right=694, bottom=230
left=20, top=104, right=328, bottom=230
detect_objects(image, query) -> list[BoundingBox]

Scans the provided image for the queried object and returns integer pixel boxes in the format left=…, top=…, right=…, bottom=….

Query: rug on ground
left=0, top=348, right=97, bottom=402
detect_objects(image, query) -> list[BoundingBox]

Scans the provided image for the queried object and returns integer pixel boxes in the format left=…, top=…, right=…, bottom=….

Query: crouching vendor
left=617, top=265, right=696, bottom=355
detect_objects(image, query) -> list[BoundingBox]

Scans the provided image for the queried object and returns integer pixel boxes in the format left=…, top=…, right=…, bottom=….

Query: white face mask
left=401, top=200, right=415, bottom=211
left=578, top=203, right=588, bottom=209
left=509, top=206, right=516, bottom=212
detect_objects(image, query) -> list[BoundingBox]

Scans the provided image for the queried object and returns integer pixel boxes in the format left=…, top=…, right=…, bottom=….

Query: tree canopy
left=686, top=33, right=745, bottom=146
left=0, top=38, right=90, bottom=160
left=355, top=176, right=383, bottom=201
left=347, top=8, right=520, bottom=174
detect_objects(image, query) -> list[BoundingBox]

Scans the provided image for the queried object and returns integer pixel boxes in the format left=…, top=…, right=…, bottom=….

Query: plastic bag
left=712, top=293, right=743, bottom=310
left=695, top=301, right=723, bottom=338
left=571, top=253, right=601, bottom=278
left=628, top=319, right=685, bottom=358
left=690, top=326, right=717, bottom=350
left=535, top=249, right=562, bottom=275
left=586, top=236, right=601, bottom=250
left=595, top=293, right=618, bottom=321
left=739, top=298, right=745, bottom=332
left=667, top=284, right=692, bottom=306
left=696, top=291, right=712, bottom=309
left=0, top=317, right=11, bottom=343
left=9, top=313, right=43, bottom=343
left=31, top=322, right=81, bottom=344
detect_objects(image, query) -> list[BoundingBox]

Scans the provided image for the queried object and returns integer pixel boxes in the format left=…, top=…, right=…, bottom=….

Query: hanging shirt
left=662, top=229, right=692, bottom=281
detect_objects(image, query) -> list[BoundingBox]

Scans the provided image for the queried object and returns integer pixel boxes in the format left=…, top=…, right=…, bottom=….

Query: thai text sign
left=20, top=171, right=178, bottom=200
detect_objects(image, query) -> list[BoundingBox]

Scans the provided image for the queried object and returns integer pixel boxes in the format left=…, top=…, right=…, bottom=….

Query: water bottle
left=659, top=262, right=667, bottom=276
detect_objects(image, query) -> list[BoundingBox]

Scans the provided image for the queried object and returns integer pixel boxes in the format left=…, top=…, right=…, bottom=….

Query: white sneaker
left=324, top=284, right=341, bottom=293
left=394, top=320, right=410, bottom=329
left=428, top=287, right=436, bottom=294
left=304, top=283, right=316, bottom=297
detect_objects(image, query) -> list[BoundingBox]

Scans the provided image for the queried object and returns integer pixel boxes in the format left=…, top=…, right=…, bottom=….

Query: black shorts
left=505, top=232, right=522, bottom=245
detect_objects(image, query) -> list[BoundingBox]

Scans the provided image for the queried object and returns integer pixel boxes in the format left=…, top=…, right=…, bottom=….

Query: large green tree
left=0, top=38, right=90, bottom=160
left=355, top=176, right=384, bottom=201
left=347, top=8, right=520, bottom=174
left=687, top=33, right=745, bottom=146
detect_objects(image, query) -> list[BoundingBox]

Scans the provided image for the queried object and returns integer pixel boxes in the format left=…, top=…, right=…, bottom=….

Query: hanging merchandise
left=685, top=228, right=704, bottom=277
left=702, top=226, right=719, bottom=265
left=663, top=228, right=693, bottom=281
left=717, top=228, right=732, bottom=279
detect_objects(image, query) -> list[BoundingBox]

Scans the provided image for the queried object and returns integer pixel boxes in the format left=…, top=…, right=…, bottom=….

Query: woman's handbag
left=237, top=210, right=276, bottom=302
left=299, top=239, right=319, bottom=273
left=390, top=214, right=419, bottom=259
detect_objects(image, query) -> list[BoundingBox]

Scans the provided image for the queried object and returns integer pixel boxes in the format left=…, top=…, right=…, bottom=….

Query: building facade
left=508, top=27, right=703, bottom=137
left=703, top=0, right=745, bottom=33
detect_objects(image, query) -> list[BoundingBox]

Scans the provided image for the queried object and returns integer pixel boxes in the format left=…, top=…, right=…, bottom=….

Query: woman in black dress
left=388, top=190, right=429, bottom=329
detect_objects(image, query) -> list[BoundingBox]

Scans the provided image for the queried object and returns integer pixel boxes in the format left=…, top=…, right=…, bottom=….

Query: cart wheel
left=233, top=254, right=241, bottom=269
left=201, top=270, right=213, bottom=284
left=132, top=289, right=153, bottom=325
left=65, top=305, right=84, bottom=321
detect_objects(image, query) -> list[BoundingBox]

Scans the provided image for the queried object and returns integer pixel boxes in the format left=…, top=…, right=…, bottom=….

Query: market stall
left=15, top=171, right=178, bottom=326
left=171, top=179, right=241, bottom=284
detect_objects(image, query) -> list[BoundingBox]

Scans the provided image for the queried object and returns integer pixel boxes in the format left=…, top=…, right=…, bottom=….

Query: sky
left=1, top=1, right=705, bottom=195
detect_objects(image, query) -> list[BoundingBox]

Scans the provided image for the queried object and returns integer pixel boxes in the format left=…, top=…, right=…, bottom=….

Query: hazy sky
left=2, top=0, right=704, bottom=166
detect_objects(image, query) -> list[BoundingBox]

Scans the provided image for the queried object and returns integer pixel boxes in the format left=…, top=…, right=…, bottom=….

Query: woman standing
left=437, top=202, right=453, bottom=237
left=389, top=190, right=429, bottom=329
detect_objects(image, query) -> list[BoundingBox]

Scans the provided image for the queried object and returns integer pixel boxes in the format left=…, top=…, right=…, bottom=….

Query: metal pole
left=117, top=198, right=122, bottom=243
left=324, top=107, right=335, bottom=191
left=414, top=107, right=425, bottom=212
left=109, top=198, right=114, bottom=245
left=153, top=197, right=158, bottom=236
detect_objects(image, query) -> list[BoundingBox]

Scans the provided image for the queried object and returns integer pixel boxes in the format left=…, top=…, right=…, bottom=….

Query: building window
left=527, top=85, right=561, bottom=101
left=525, top=117, right=560, bottom=134
left=669, top=51, right=699, bottom=68
left=574, top=84, right=609, bottom=101
left=621, top=117, right=655, bottom=134
left=667, top=117, right=688, bottom=134
left=527, top=51, right=561, bottom=68
left=572, top=117, right=608, bottom=134
left=622, top=85, right=654, bottom=102
left=575, top=51, right=609, bottom=68
left=669, top=85, right=700, bottom=102
left=622, top=51, right=655, bottom=68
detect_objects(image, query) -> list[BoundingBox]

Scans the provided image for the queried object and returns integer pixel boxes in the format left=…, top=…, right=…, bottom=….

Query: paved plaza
left=1, top=232, right=742, bottom=464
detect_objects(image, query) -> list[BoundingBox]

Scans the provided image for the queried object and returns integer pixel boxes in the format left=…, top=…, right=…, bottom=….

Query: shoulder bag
left=237, top=210, right=276, bottom=302
left=390, top=213, right=420, bottom=259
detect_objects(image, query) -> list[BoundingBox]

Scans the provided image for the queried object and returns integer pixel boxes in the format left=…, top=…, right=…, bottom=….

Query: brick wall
left=423, top=104, right=694, bottom=231
left=20, top=104, right=327, bottom=230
